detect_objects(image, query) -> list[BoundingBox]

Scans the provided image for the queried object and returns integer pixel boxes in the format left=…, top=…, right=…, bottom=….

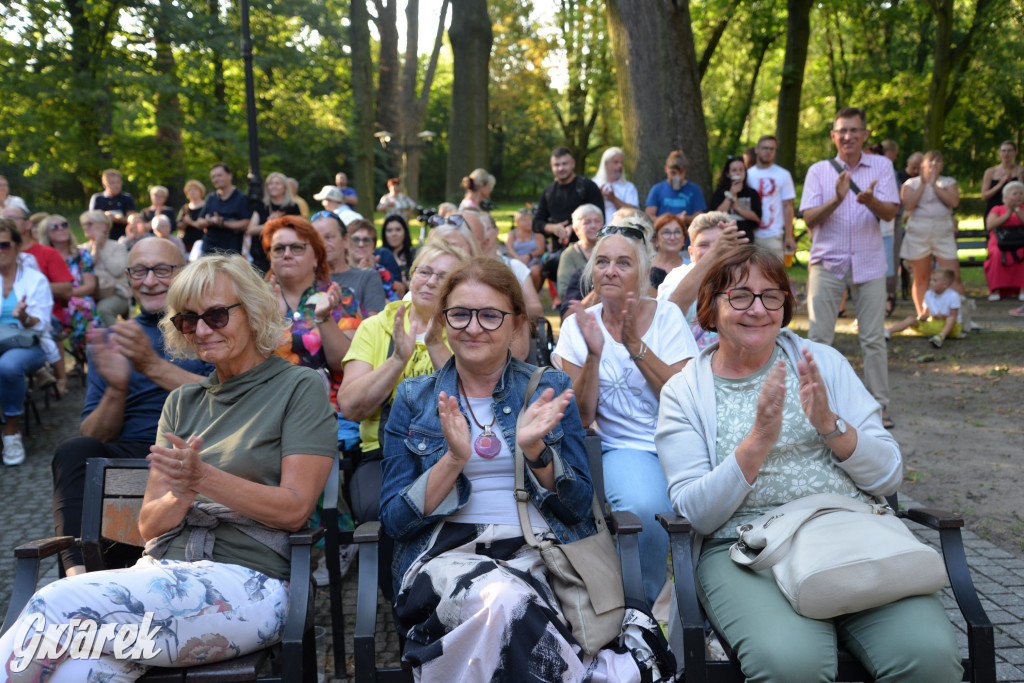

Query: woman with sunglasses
left=38, top=214, right=99, bottom=382
left=553, top=222, right=697, bottom=608
left=347, top=219, right=403, bottom=301
left=380, top=257, right=666, bottom=681
left=0, top=253, right=338, bottom=679
left=0, top=218, right=52, bottom=465
left=80, top=209, right=130, bottom=327
left=338, top=241, right=467, bottom=526
left=711, top=156, right=762, bottom=244
left=656, top=246, right=961, bottom=681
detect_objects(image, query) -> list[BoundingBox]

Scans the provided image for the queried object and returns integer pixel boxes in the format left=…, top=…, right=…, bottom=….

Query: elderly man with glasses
left=50, top=239, right=214, bottom=577
left=800, top=106, right=900, bottom=429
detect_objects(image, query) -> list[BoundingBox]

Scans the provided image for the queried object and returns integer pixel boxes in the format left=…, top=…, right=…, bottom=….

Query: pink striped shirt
left=799, top=154, right=899, bottom=283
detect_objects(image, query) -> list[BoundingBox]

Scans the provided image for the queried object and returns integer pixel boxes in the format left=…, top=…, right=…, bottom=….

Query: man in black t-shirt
left=532, top=146, right=604, bottom=285
left=88, top=169, right=136, bottom=241
left=198, top=163, right=251, bottom=255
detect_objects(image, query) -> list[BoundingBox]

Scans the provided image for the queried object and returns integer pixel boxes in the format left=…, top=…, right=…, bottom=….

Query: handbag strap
left=730, top=494, right=887, bottom=571
left=513, top=366, right=606, bottom=550
left=827, top=158, right=862, bottom=195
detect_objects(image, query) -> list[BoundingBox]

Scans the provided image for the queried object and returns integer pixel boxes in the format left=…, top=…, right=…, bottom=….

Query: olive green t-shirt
left=156, top=355, right=337, bottom=579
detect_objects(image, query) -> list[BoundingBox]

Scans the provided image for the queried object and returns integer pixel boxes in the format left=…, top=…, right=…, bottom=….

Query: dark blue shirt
left=200, top=188, right=251, bottom=255
left=89, top=192, right=137, bottom=241
left=83, top=311, right=213, bottom=443
left=374, top=247, right=403, bottom=286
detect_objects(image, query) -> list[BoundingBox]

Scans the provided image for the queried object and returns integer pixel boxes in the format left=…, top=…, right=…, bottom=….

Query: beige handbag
left=513, top=367, right=625, bottom=655
left=729, top=493, right=947, bottom=620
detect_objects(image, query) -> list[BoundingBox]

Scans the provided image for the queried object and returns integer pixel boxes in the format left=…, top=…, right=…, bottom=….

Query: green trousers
left=696, top=538, right=963, bottom=683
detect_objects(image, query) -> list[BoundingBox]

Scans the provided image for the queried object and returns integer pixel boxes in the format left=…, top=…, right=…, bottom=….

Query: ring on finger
left=177, top=460, right=183, bottom=471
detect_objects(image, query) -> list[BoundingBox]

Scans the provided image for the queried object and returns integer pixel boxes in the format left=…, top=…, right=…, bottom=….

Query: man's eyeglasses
left=270, top=242, right=308, bottom=256
left=170, top=303, right=242, bottom=334
left=126, top=264, right=179, bottom=280
left=49, top=221, right=70, bottom=231
left=413, top=267, right=448, bottom=283
left=443, top=306, right=510, bottom=331
left=426, top=214, right=466, bottom=229
left=719, top=288, right=788, bottom=311
left=832, top=127, right=866, bottom=136
left=597, top=225, right=647, bottom=243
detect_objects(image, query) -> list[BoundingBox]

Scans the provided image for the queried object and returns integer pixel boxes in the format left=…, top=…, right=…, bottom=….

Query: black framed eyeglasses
left=443, top=306, right=510, bottom=331
left=170, top=303, right=242, bottom=334
left=719, top=288, right=788, bottom=311
left=597, top=225, right=646, bottom=243
left=427, top=214, right=467, bottom=229
left=270, top=242, right=308, bottom=256
left=125, top=264, right=179, bottom=280
left=349, top=235, right=375, bottom=246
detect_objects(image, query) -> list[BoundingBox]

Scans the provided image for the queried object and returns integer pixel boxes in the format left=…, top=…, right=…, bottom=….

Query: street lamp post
left=240, top=0, right=262, bottom=206
left=374, top=129, right=435, bottom=202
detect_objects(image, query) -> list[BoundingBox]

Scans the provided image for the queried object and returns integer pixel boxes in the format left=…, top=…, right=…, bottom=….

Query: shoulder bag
left=513, top=366, right=625, bottom=655
left=0, top=325, right=40, bottom=355
left=729, top=492, right=947, bottom=620
left=994, top=223, right=1024, bottom=265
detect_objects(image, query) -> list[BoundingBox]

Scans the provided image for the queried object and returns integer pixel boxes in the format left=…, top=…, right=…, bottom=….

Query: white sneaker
left=988, top=293, right=1001, bottom=301
left=1019, top=291, right=1024, bottom=301
left=3, top=434, right=26, bottom=466
left=312, top=543, right=358, bottom=587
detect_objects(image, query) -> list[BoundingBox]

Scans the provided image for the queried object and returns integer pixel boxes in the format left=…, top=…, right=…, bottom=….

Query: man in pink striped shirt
left=800, top=107, right=900, bottom=427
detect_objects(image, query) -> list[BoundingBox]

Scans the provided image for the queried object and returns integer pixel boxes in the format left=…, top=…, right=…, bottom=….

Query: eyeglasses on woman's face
left=719, top=288, right=788, bottom=311
left=349, top=235, right=375, bottom=246
left=443, top=306, right=510, bottom=331
left=413, top=266, right=448, bottom=283
left=270, top=242, right=308, bottom=257
left=170, top=303, right=242, bottom=334
left=126, top=264, right=180, bottom=281
left=49, top=221, right=70, bottom=231
left=597, top=224, right=646, bottom=243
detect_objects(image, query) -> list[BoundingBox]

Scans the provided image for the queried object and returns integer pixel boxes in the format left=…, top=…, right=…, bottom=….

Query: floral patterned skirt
left=60, top=295, right=98, bottom=351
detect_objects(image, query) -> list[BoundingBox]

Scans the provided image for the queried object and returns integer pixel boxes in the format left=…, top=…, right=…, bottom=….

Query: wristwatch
left=527, top=444, right=554, bottom=470
left=819, top=417, right=847, bottom=440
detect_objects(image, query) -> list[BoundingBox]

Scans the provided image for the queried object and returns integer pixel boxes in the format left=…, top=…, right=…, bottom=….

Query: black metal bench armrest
left=354, top=522, right=384, bottom=681
left=354, top=520, right=383, bottom=544
left=14, top=536, right=77, bottom=559
left=656, top=512, right=692, bottom=535
left=288, top=527, right=324, bottom=546
left=905, top=507, right=964, bottom=530
left=609, top=510, right=642, bottom=535
left=280, top=527, right=318, bottom=681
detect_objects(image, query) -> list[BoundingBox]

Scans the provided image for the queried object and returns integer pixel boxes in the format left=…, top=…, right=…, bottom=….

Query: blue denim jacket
left=380, top=356, right=598, bottom=587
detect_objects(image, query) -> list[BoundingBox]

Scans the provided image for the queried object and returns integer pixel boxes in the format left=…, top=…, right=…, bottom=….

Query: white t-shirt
left=924, top=287, right=962, bottom=323
left=446, top=396, right=547, bottom=528
left=501, top=254, right=531, bottom=288
left=554, top=298, right=697, bottom=450
left=746, top=164, right=796, bottom=238
left=656, top=262, right=694, bottom=301
left=593, top=178, right=640, bottom=224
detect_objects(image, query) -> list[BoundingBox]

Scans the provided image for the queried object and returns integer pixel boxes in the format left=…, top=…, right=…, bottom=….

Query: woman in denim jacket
left=380, top=258, right=654, bottom=682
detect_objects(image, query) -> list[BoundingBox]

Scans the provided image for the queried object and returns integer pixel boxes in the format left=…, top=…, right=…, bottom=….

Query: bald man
left=52, top=239, right=214, bottom=576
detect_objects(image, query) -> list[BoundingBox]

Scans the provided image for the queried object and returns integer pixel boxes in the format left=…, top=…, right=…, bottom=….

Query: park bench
left=956, top=227, right=989, bottom=267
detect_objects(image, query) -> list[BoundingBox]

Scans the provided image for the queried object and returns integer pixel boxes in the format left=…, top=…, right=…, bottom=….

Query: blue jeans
left=602, top=447, right=671, bottom=606
left=0, top=345, right=46, bottom=418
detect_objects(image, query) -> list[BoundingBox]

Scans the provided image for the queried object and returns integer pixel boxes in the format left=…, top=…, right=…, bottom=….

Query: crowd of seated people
left=3, top=121, right=1011, bottom=679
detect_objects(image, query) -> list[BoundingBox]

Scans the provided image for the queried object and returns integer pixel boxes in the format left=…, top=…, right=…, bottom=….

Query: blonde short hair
left=688, top=211, right=732, bottom=242
left=184, top=179, right=206, bottom=197
left=410, top=240, right=469, bottom=275
left=37, top=215, right=79, bottom=250
left=149, top=185, right=169, bottom=199
left=159, top=254, right=289, bottom=360
left=79, top=210, right=112, bottom=232
left=426, top=223, right=480, bottom=257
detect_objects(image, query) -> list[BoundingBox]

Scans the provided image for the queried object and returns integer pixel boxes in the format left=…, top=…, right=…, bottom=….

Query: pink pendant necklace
left=459, top=379, right=501, bottom=458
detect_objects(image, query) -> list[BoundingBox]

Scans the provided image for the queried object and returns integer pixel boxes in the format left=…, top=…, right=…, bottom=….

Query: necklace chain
left=458, top=378, right=496, bottom=431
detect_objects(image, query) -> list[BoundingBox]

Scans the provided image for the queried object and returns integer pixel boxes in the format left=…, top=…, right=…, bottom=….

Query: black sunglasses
left=427, top=214, right=467, bottom=229
left=49, top=221, right=70, bottom=231
left=170, top=303, right=242, bottom=334
left=597, top=225, right=647, bottom=243
left=0, top=241, right=12, bottom=250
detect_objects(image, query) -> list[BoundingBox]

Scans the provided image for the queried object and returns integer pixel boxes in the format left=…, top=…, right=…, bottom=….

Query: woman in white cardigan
left=655, top=245, right=962, bottom=683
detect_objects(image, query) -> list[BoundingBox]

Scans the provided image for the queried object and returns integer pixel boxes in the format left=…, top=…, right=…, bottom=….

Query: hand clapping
left=516, top=387, right=573, bottom=452
left=148, top=434, right=205, bottom=497
left=796, top=348, right=838, bottom=435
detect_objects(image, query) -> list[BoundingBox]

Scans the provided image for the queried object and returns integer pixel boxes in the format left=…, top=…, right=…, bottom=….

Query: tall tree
left=445, top=0, right=492, bottom=200
left=603, top=0, right=710, bottom=198
left=774, top=0, right=813, bottom=173
left=152, top=0, right=185, bottom=204
left=351, top=0, right=376, bottom=218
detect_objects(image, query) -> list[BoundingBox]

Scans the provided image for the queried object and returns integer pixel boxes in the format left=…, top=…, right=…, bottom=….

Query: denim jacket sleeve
left=379, top=379, right=472, bottom=541
left=525, top=375, right=595, bottom=525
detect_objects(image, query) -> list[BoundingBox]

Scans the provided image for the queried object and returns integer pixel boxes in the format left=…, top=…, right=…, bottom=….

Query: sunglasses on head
left=170, top=303, right=241, bottom=334
left=597, top=225, right=646, bottom=243
left=426, top=214, right=466, bottom=229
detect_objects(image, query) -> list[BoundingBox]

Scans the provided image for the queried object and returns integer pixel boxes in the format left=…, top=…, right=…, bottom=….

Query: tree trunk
left=154, top=0, right=185, bottom=205
left=604, top=0, right=710, bottom=199
left=208, top=0, right=228, bottom=155
left=774, top=0, right=813, bottom=174
left=446, top=0, right=493, bottom=201
left=351, top=0, right=376, bottom=218
left=375, top=0, right=401, bottom=146
left=725, top=37, right=771, bottom=152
